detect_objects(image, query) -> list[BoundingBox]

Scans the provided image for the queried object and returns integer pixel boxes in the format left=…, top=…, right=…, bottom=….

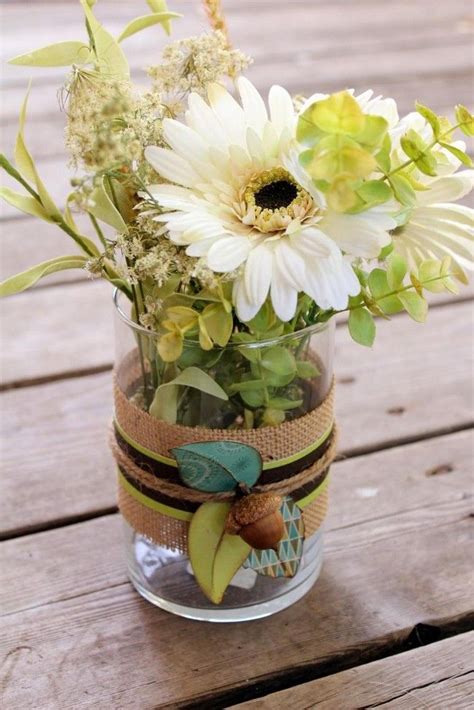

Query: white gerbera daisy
left=392, top=171, right=474, bottom=276
left=388, top=114, right=474, bottom=275
left=144, top=78, right=395, bottom=321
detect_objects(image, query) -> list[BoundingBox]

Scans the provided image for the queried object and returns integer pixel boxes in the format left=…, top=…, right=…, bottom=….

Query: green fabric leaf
left=296, top=361, right=320, bottom=379
left=9, top=41, right=90, bottom=67
left=348, top=307, right=376, bottom=347
left=188, top=502, right=250, bottom=604
left=260, top=347, right=296, bottom=376
left=172, top=441, right=262, bottom=492
left=455, top=105, right=474, bottom=136
left=415, top=102, right=440, bottom=138
left=147, top=0, right=174, bottom=34
left=87, top=178, right=128, bottom=233
left=386, top=253, right=407, bottom=290
left=267, top=397, right=304, bottom=411
left=389, top=174, right=416, bottom=207
left=356, top=179, right=393, bottom=207
left=14, top=88, right=61, bottom=220
left=398, top=291, right=428, bottom=322
left=118, top=12, right=181, bottom=42
left=81, top=0, right=129, bottom=78
left=201, top=303, right=233, bottom=347
left=0, top=256, right=88, bottom=297
left=149, top=366, right=228, bottom=422
left=0, top=186, right=52, bottom=221
left=149, top=384, right=179, bottom=423
left=310, top=91, right=365, bottom=136
left=439, top=142, right=473, bottom=167
left=355, top=115, right=388, bottom=148
left=368, top=268, right=403, bottom=315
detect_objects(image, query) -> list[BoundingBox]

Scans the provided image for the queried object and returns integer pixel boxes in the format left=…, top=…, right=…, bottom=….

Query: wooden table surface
left=1, top=1, right=473, bottom=707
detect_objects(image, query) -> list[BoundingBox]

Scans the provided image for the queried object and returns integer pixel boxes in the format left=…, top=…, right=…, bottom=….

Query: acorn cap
left=231, top=492, right=282, bottom=527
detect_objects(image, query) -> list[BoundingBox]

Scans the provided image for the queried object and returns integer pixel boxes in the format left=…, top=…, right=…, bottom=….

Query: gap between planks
left=226, top=631, right=474, bottom=710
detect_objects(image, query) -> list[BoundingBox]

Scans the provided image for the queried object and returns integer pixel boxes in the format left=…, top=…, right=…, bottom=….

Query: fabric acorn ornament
left=225, top=492, right=285, bottom=550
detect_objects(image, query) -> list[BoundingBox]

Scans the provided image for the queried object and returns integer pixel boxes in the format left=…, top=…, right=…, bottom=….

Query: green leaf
left=455, top=105, right=474, bottom=136
left=9, top=41, right=90, bottom=67
left=368, top=268, right=403, bottom=315
left=296, top=361, right=320, bottom=379
left=188, top=502, right=251, bottom=604
left=267, top=397, right=304, bottom=411
left=356, top=179, right=393, bottom=207
left=201, top=303, right=233, bottom=347
left=149, top=384, right=179, bottom=423
left=398, top=291, right=428, bottom=322
left=310, top=136, right=377, bottom=180
left=88, top=178, right=128, bottom=233
left=172, top=441, right=262, bottom=492
left=149, top=368, right=229, bottom=421
left=14, top=88, right=61, bottom=220
left=118, top=12, right=181, bottom=42
left=439, top=142, right=473, bottom=167
left=355, top=115, right=388, bottom=149
left=389, top=174, right=416, bottom=207
left=260, top=347, right=296, bottom=376
left=147, top=0, right=174, bottom=34
left=348, top=308, right=376, bottom=347
left=418, top=259, right=451, bottom=293
left=229, top=378, right=267, bottom=393
left=81, top=0, right=129, bottom=78
left=310, top=91, right=365, bottom=136
left=0, top=186, right=52, bottom=221
left=386, top=253, right=407, bottom=290
left=327, top=175, right=358, bottom=212
left=0, top=256, right=88, bottom=297
left=415, top=102, right=440, bottom=138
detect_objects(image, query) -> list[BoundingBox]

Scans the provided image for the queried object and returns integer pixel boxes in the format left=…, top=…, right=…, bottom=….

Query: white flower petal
left=270, top=262, right=298, bottom=321
left=233, top=277, right=261, bottom=322
left=268, top=85, right=295, bottom=134
left=274, top=240, right=307, bottom=290
left=243, top=244, right=273, bottom=307
left=144, top=146, right=199, bottom=188
left=206, top=236, right=251, bottom=272
left=185, top=237, right=220, bottom=257
left=162, top=118, right=209, bottom=163
left=207, top=83, right=247, bottom=146
left=186, top=92, right=230, bottom=150
left=320, top=211, right=392, bottom=258
left=146, top=184, right=196, bottom=211
left=238, top=77, right=268, bottom=136
left=415, top=172, right=474, bottom=206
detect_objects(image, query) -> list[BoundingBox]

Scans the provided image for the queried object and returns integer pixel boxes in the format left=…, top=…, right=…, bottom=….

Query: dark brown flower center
left=254, top=180, right=298, bottom=210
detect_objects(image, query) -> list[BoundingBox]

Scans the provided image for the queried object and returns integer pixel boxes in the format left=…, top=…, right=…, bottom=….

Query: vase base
left=125, top=523, right=324, bottom=622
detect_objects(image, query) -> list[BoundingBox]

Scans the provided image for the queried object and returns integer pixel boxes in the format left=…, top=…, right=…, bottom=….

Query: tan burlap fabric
left=112, top=352, right=336, bottom=551
left=118, top=480, right=330, bottom=553
left=114, top=376, right=335, bottom=464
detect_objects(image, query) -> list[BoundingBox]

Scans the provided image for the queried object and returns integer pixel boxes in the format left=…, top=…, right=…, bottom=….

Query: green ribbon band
left=118, top=467, right=330, bottom=522
left=114, top=417, right=334, bottom=472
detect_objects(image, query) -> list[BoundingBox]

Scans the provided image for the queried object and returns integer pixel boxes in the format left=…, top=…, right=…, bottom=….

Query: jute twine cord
left=118, top=484, right=330, bottom=554
left=110, top=425, right=338, bottom=503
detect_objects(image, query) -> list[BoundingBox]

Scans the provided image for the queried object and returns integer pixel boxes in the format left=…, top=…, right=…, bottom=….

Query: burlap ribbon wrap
left=111, top=362, right=337, bottom=553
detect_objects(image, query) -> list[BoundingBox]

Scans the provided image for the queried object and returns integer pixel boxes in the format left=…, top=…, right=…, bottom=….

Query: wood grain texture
left=0, top=431, right=472, bottom=707
left=230, top=632, right=474, bottom=709
left=1, top=301, right=472, bottom=535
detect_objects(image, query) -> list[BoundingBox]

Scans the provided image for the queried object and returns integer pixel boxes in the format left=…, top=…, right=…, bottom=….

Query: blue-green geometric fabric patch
left=244, top=496, right=305, bottom=578
left=172, top=441, right=262, bottom=492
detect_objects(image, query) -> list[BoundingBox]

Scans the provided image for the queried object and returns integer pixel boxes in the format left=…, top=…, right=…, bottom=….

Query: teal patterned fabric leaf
left=172, top=441, right=262, bottom=493
left=244, top=496, right=305, bottom=577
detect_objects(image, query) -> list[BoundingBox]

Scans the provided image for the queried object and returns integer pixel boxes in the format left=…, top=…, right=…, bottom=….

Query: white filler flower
left=145, top=79, right=395, bottom=321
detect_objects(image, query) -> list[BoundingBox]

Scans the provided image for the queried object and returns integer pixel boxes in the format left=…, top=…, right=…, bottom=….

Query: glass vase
left=113, top=290, right=335, bottom=622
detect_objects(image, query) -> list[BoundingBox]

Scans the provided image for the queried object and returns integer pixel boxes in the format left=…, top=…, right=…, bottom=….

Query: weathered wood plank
left=230, top=632, right=474, bottom=709
left=0, top=431, right=472, bottom=707
left=2, top=0, right=471, bottom=90
left=0, top=280, right=113, bottom=387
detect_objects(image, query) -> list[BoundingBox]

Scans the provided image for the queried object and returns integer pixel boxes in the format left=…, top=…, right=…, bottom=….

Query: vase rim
left=113, top=288, right=331, bottom=350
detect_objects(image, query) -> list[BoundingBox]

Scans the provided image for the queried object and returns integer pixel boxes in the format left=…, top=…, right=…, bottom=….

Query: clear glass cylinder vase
left=113, top=290, right=335, bottom=622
